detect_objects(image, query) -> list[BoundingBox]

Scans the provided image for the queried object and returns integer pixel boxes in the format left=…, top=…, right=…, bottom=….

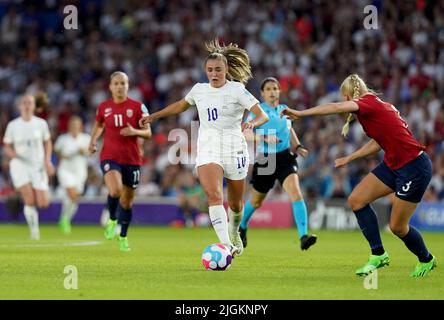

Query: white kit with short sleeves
left=54, top=132, right=91, bottom=192
left=3, top=116, right=51, bottom=190
left=185, top=81, right=259, bottom=179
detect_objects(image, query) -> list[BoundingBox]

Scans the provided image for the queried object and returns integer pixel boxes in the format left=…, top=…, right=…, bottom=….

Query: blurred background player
left=141, top=39, right=269, bottom=256
left=89, top=71, right=152, bottom=252
left=2, top=94, right=55, bottom=240
left=282, top=74, right=436, bottom=278
left=34, top=91, right=49, bottom=120
left=175, top=169, right=205, bottom=228
left=54, top=115, right=91, bottom=234
left=241, top=77, right=317, bottom=250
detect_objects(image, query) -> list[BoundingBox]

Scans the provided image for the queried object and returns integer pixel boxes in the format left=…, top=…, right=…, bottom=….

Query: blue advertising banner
left=410, top=202, right=444, bottom=231
left=0, top=198, right=180, bottom=225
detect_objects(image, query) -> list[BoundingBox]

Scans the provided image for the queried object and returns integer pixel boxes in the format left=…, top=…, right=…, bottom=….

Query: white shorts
left=57, top=169, right=86, bottom=193
left=9, top=159, right=49, bottom=190
left=196, top=151, right=250, bottom=181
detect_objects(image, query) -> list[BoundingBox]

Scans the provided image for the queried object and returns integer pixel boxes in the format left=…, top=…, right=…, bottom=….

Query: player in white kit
left=3, top=95, right=55, bottom=240
left=54, top=116, right=91, bottom=234
left=140, top=39, right=269, bottom=256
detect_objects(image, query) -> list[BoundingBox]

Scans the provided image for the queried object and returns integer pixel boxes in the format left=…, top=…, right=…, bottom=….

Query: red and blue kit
left=354, top=94, right=425, bottom=170
left=96, top=98, right=148, bottom=166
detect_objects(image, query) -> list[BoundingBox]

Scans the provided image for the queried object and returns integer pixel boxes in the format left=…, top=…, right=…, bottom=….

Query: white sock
left=228, top=207, right=243, bottom=235
left=61, top=197, right=78, bottom=222
left=24, top=205, right=39, bottom=234
left=209, top=205, right=231, bottom=245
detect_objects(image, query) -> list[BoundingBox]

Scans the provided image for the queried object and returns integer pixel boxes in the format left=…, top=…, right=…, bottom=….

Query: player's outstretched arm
left=242, top=103, right=269, bottom=131
left=281, top=101, right=359, bottom=120
left=120, top=123, right=152, bottom=139
left=88, top=121, right=104, bottom=154
left=334, top=139, right=381, bottom=168
left=140, top=99, right=190, bottom=126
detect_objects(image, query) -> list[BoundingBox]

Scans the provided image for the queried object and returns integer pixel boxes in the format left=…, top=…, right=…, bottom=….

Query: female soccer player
left=3, top=94, right=55, bottom=240
left=54, top=115, right=91, bottom=234
left=140, top=39, right=269, bottom=256
left=89, top=71, right=152, bottom=252
left=282, top=74, right=436, bottom=278
left=240, top=77, right=317, bottom=250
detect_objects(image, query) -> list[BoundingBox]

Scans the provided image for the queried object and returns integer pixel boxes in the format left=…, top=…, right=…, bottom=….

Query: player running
left=54, top=116, right=91, bottom=234
left=241, top=77, right=317, bottom=250
left=140, top=39, right=269, bottom=257
left=282, top=74, right=436, bottom=278
left=3, top=94, right=55, bottom=240
left=89, top=71, right=152, bottom=252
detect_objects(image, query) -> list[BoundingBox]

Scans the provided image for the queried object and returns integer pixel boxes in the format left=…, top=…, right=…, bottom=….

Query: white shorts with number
left=9, top=159, right=49, bottom=190
left=57, top=169, right=87, bottom=193
left=196, top=150, right=250, bottom=181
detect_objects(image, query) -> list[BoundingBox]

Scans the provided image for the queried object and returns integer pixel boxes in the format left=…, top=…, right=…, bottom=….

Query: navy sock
left=400, top=226, right=432, bottom=263
left=118, top=205, right=132, bottom=237
left=353, top=205, right=385, bottom=255
left=107, top=195, right=119, bottom=221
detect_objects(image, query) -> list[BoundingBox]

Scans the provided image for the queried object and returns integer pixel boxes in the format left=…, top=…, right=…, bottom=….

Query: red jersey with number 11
left=96, top=98, right=149, bottom=165
left=354, top=94, right=425, bottom=170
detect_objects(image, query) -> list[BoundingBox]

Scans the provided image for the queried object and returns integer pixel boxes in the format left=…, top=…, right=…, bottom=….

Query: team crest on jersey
left=126, top=109, right=133, bottom=118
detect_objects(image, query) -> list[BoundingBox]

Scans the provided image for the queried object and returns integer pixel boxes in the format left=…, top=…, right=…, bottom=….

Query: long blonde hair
left=340, top=74, right=372, bottom=137
left=205, top=38, right=252, bottom=84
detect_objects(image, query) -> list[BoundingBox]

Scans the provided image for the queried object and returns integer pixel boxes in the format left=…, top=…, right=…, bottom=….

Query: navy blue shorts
left=250, top=149, right=298, bottom=194
left=371, top=152, right=432, bottom=203
left=100, top=160, right=141, bottom=189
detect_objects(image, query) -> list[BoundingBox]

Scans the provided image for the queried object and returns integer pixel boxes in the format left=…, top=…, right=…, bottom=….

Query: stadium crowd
left=0, top=0, right=443, bottom=206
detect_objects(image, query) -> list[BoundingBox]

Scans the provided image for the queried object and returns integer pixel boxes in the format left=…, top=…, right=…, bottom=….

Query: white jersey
left=3, top=116, right=51, bottom=167
left=54, top=132, right=90, bottom=178
left=185, top=81, right=259, bottom=156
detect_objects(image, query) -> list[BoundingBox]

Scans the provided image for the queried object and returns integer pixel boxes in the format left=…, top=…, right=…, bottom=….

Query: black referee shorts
left=250, top=149, right=298, bottom=194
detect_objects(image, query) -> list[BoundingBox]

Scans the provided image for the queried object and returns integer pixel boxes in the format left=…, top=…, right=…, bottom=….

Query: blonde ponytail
left=205, top=38, right=252, bottom=84
left=340, top=74, right=369, bottom=138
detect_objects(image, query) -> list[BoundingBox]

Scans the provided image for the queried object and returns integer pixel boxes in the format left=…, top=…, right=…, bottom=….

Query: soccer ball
left=201, top=243, right=232, bottom=271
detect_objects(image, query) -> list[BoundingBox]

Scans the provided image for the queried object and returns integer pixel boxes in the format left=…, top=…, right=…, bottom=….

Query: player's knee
left=347, top=194, right=366, bottom=211
left=120, top=198, right=133, bottom=209
left=205, top=189, right=223, bottom=204
left=23, top=198, right=36, bottom=207
left=250, top=198, right=263, bottom=209
left=289, top=191, right=303, bottom=202
left=69, top=193, right=79, bottom=202
left=389, top=223, right=408, bottom=237
left=37, top=200, right=49, bottom=209
left=228, top=200, right=243, bottom=213
left=109, top=188, right=122, bottom=198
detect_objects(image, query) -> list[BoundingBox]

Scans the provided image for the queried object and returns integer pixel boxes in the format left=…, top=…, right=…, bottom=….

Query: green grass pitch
left=0, top=224, right=442, bottom=300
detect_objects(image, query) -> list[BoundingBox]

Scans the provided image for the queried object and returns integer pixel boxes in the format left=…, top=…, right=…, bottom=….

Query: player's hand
left=120, top=123, right=136, bottom=137
left=45, top=161, right=55, bottom=176
left=139, top=115, right=154, bottom=127
left=263, top=135, right=281, bottom=144
left=334, top=156, right=352, bottom=168
left=79, top=148, right=88, bottom=156
left=296, top=146, right=308, bottom=158
left=88, top=142, right=97, bottom=155
left=280, top=108, right=302, bottom=120
left=241, top=122, right=254, bottom=132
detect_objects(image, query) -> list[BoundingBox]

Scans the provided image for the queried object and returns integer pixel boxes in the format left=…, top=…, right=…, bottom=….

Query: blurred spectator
left=0, top=0, right=443, bottom=202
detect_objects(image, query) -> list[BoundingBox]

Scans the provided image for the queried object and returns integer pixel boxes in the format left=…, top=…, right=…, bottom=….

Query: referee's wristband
left=295, top=144, right=305, bottom=151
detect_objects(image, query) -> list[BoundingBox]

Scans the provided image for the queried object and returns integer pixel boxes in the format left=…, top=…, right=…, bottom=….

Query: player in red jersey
left=282, top=74, right=436, bottom=278
left=89, top=71, right=152, bottom=252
